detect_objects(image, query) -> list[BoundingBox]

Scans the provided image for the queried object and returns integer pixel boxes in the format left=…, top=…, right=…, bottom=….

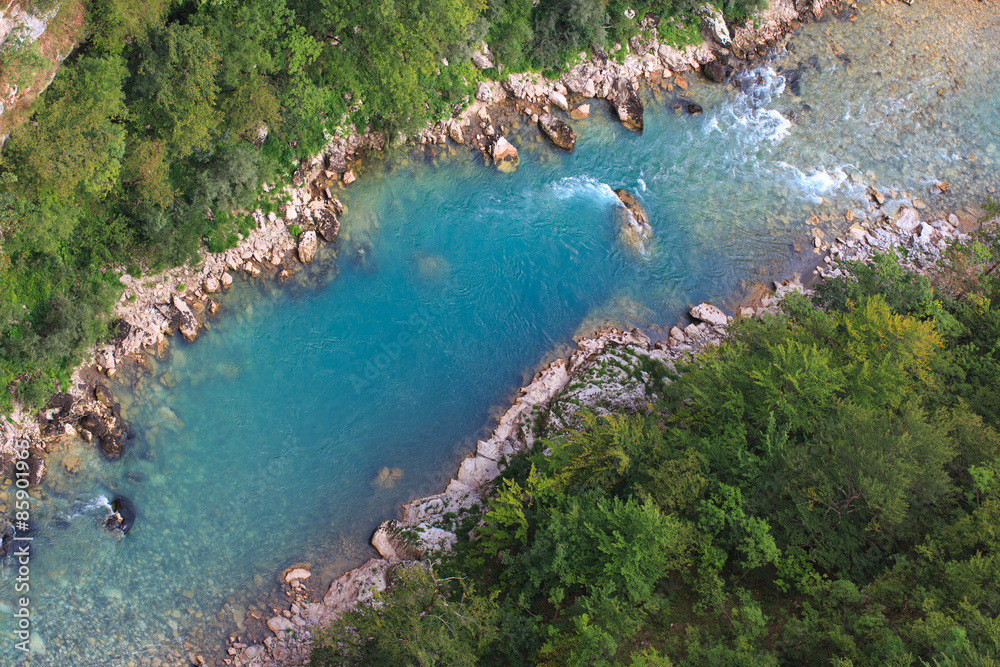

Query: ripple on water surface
left=1, top=1, right=998, bottom=663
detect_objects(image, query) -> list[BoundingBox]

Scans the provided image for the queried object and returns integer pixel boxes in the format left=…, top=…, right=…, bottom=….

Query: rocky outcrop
left=322, top=558, right=393, bottom=613
left=538, top=114, right=576, bottom=151
left=371, top=521, right=424, bottom=562
left=610, top=78, right=643, bottom=133
left=613, top=189, right=653, bottom=254
left=699, top=3, right=732, bottom=46
left=172, top=296, right=200, bottom=342
left=492, top=136, right=519, bottom=173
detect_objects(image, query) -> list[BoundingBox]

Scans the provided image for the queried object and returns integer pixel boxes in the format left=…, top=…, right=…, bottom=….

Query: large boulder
left=99, top=433, right=126, bottom=460
left=172, top=296, right=200, bottom=342
left=690, top=302, right=728, bottom=327
left=492, top=136, right=520, bottom=173
left=538, top=114, right=576, bottom=151
left=471, top=50, right=493, bottom=70
left=613, top=189, right=653, bottom=253
left=704, top=60, right=728, bottom=83
left=610, top=79, right=643, bottom=133
left=475, top=81, right=493, bottom=103
left=94, top=384, right=115, bottom=408
left=104, top=496, right=136, bottom=534
left=548, top=90, right=569, bottom=111
left=297, top=230, right=318, bottom=263
left=80, top=411, right=110, bottom=438
left=893, top=207, right=921, bottom=232
left=315, top=208, right=341, bottom=243
left=25, top=452, right=45, bottom=488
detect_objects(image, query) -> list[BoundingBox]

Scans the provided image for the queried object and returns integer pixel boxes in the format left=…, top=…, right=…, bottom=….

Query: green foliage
left=5, top=53, right=128, bottom=200
left=130, top=22, right=222, bottom=158
left=981, top=196, right=1000, bottom=223
left=311, top=566, right=499, bottom=666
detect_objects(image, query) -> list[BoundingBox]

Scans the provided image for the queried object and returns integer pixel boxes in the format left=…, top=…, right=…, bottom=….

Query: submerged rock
left=610, top=79, right=644, bottom=133
left=373, top=466, right=404, bottom=488
left=613, top=189, right=653, bottom=254
left=538, top=114, right=576, bottom=151
left=94, top=384, right=115, bottom=408
left=492, top=136, right=520, bottom=173
left=570, top=103, right=591, bottom=120
left=105, top=496, right=136, bottom=534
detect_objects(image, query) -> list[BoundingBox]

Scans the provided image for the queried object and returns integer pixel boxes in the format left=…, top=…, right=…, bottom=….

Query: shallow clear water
left=1, top=1, right=998, bottom=664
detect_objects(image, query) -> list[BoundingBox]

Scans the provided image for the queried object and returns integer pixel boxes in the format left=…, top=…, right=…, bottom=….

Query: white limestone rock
left=689, top=302, right=728, bottom=327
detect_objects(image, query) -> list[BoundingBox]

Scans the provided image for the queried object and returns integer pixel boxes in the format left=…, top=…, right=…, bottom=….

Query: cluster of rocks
left=416, top=0, right=839, bottom=175
left=6, top=381, right=137, bottom=493
left=806, top=184, right=979, bottom=283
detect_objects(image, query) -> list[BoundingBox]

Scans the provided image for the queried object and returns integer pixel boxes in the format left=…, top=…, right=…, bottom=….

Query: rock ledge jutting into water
left=610, top=78, right=644, bottom=133
left=538, top=114, right=576, bottom=150
left=491, top=136, right=520, bottom=173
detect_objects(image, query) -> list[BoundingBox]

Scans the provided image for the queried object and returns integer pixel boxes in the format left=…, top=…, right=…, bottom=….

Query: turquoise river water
left=1, top=0, right=999, bottom=664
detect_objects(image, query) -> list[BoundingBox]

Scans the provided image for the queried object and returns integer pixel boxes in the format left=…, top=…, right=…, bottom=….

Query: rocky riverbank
left=4, top=0, right=952, bottom=662
left=231, top=188, right=993, bottom=667
left=0, top=0, right=847, bottom=481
